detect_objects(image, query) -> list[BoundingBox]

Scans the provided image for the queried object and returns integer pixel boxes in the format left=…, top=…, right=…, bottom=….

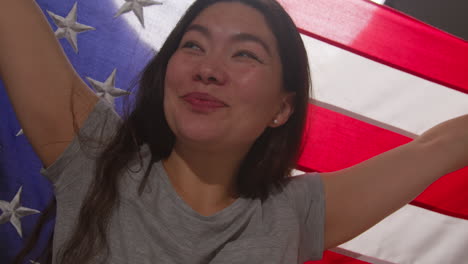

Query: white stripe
left=291, top=169, right=306, bottom=176
left=369, top=0, right=386, bottom=4
left=310, top=98, right=418, bottom=138
left=331, top=247, right=396, bottom=264
left=302, top=35, right=468, bottom=136
left=339, top=204, right=468, bottom=264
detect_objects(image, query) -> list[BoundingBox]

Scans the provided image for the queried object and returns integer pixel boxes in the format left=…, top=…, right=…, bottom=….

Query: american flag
left=1, top=0, right=467, bottom=263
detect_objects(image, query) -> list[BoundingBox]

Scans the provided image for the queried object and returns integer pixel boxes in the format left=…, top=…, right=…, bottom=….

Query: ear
left=269, top=92, right=295, bottom=128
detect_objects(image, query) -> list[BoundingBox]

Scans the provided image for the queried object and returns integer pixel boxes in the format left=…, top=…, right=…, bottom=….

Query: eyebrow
left=185, top=24, right=272, bottom=56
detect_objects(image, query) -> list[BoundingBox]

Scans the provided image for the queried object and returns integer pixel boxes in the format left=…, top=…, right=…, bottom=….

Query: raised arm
left=321, top=114, right=468, bottom=249
left=0, top=0, right=98, bottom=167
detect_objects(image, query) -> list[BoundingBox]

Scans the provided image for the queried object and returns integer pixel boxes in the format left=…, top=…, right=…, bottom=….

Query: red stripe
left=305, top=250, right=370, bottom=264
left=297, top=104, right=468, bottom=220
left=279, top=0, right=468, bottom=94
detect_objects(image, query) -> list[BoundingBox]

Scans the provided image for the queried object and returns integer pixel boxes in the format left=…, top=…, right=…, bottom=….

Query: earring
left=273, top=119, right=279, bottom=124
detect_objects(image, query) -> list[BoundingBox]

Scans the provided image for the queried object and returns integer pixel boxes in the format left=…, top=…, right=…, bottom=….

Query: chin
left=174, top=122, right=228, bottom=145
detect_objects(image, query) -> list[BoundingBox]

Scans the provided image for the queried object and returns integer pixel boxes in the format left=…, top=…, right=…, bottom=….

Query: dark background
left=384, top=0, right=468, bottom=40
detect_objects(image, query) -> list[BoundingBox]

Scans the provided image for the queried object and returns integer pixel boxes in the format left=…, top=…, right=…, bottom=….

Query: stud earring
left=273, top=119, right=279, bottom=124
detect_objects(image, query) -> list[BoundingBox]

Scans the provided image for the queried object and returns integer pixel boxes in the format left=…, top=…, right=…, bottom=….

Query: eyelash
left=233, top=50, right=263, bottom=63
left=181, top=41, right=203, bottom=51
left=181, top=41, right=263, bottom=63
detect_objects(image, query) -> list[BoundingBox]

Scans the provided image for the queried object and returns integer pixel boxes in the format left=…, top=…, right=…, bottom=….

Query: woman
left=1, top=0, right=467, bottom=263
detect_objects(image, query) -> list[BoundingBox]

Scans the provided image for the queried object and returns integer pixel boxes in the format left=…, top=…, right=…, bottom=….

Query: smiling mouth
left=181, top=92, right=228, bottom=113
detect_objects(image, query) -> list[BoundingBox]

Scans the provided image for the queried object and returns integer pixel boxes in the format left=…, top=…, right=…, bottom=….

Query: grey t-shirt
left=41, top=99, right=325, bottom=264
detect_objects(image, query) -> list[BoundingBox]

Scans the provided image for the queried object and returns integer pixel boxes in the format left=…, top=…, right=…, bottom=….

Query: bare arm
left=0, top=0, right=98, bottom=167
left=321, top=114, right=468, bottom=249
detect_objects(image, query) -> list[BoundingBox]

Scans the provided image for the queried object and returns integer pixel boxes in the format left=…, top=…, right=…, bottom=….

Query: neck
left=162, top=142, right=249, bottom=216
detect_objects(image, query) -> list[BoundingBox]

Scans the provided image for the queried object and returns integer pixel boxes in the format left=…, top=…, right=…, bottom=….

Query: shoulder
left=80, top=99, right=123, bottom=137
left=266, top=172, right=324, bottom=214
left=267, top=173, right=325, bottom=260
left=41, top=99, right=123, bottom=186
left=283, top=172, right=323, bottom=199
left=279, top=172, right=325, bottom=219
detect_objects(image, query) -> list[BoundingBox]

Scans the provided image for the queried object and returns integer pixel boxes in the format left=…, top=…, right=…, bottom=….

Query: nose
left=193, top=60, right=227, bottom=86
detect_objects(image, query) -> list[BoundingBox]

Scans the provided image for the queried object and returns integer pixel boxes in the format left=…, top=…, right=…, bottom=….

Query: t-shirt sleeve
left=285, top=172, right=325, bottom=261
left=40, top=99, right=122, bottom=191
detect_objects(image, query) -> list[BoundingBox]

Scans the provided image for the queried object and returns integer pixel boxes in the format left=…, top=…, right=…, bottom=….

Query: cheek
left=163, top=56, right=185, bottom=127
left=165, top=56, right=183, bottom=92
left=164, top=55, right=191, bottom=109
left=228, top=75, right=282, bottom=143
left=234, top=67, right=282, bottom=112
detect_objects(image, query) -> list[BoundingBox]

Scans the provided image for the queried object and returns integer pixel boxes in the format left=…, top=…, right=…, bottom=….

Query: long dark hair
left=15, top=0, right=310, bottom=263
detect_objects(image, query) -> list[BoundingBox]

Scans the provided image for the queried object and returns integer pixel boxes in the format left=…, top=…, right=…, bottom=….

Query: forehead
left=188, top=2, right=278, bottom=48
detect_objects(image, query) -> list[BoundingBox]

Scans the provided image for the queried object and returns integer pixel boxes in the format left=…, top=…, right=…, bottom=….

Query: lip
left=181, top=92, right=228, bottom=112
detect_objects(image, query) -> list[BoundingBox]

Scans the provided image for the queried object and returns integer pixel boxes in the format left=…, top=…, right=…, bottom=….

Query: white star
left=16, top=129, right=23, bottom=137
left=115, top=0, right=163, bottom=28
left=0, top=186, right=40, bottom=238
left=86, top=69, right=129, bottom=106
left=47, top=2, right=95, bottom=53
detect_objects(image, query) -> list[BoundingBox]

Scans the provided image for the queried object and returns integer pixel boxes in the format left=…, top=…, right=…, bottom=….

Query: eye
left=233, top=50, right=263, bottom=63
left=181, top=41, right=203, bottom=51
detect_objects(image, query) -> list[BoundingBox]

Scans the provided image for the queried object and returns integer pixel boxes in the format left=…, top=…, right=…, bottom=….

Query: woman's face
left=164, top=2, right=293, bottom=152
